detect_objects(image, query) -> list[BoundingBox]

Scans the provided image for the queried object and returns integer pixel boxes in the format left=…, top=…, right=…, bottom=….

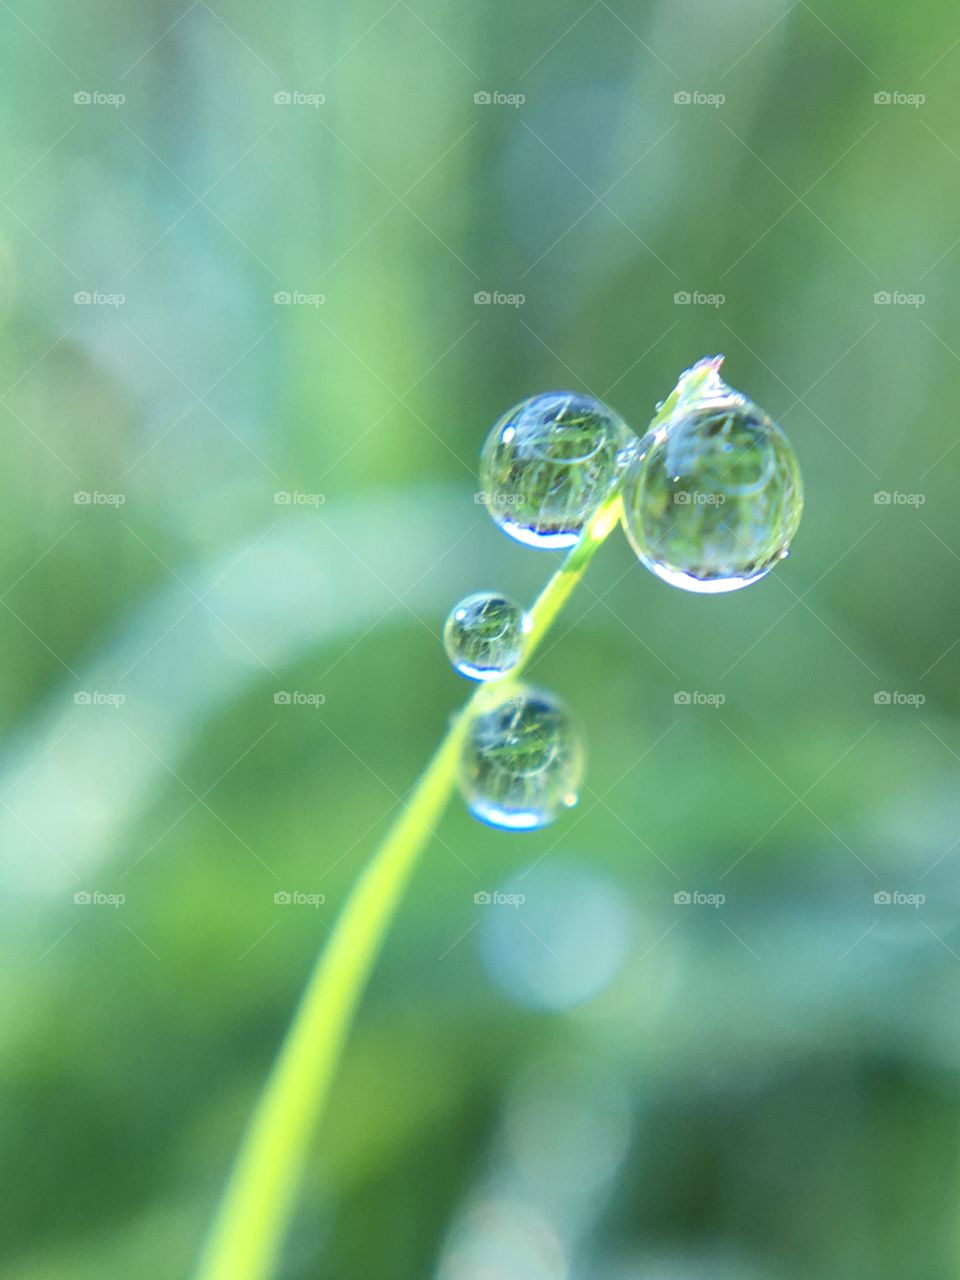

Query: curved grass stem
left=194, top=503, right=618, bottom=1280
left=196, top=362, right=713, bottom=1280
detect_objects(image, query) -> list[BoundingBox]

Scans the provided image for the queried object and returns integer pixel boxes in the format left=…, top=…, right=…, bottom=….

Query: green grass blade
left=195, top=365, right=712, bottom=1280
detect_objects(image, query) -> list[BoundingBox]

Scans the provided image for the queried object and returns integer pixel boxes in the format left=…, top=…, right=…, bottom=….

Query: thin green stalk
left=195, top=502, right=618, bottom=1280
left=196, top=363, right=713, bottom=1280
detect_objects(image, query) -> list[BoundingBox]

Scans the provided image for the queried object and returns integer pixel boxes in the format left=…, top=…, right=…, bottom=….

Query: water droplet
left=621, top=385, right=803, bottom=593
left=480, top=392, right=635, bottom=549
left=459, top=685, right=584, bottom=830
left=444, top=592, right=530, bottom=681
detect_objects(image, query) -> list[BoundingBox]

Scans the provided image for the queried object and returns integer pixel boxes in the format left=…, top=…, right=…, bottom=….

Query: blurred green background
left=3, top=1, right=960, bottom=1276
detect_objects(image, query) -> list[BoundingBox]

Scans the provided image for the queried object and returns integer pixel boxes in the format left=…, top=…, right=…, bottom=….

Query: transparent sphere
left=621, top=392, right=803, bottom=593
left=480, top=391, right=635, bottom=549
left=443, top=591, right=530, bottom=681
left=459, top=685, right=584, bottom=830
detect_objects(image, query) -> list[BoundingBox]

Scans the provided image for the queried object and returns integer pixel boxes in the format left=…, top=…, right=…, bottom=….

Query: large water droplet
left=444, top=591, right=530, bottom=681
left=459, top=685, right=584, bottom=830
left=621, top=386, right=803, bottom=593
left=480, top=392, right=635, bottom=549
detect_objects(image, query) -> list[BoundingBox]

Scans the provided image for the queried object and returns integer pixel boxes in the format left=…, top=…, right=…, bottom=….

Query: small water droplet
left=459, top=685, right=584, bottom=830
left=480, top=392, right=636, bottom=549
left=621, top=390, right=803, bottom=593
left=444, top=592, right=530, bottom=681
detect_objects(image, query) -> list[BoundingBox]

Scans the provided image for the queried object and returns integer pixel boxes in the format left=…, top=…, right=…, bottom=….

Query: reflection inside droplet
left=480, top=391, right=636, bottom=549
left=444, top=592, right=530, bottom=682
left=621, top=387, right=802, bottom=593
left=459, top=686, right=584, bottom=830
